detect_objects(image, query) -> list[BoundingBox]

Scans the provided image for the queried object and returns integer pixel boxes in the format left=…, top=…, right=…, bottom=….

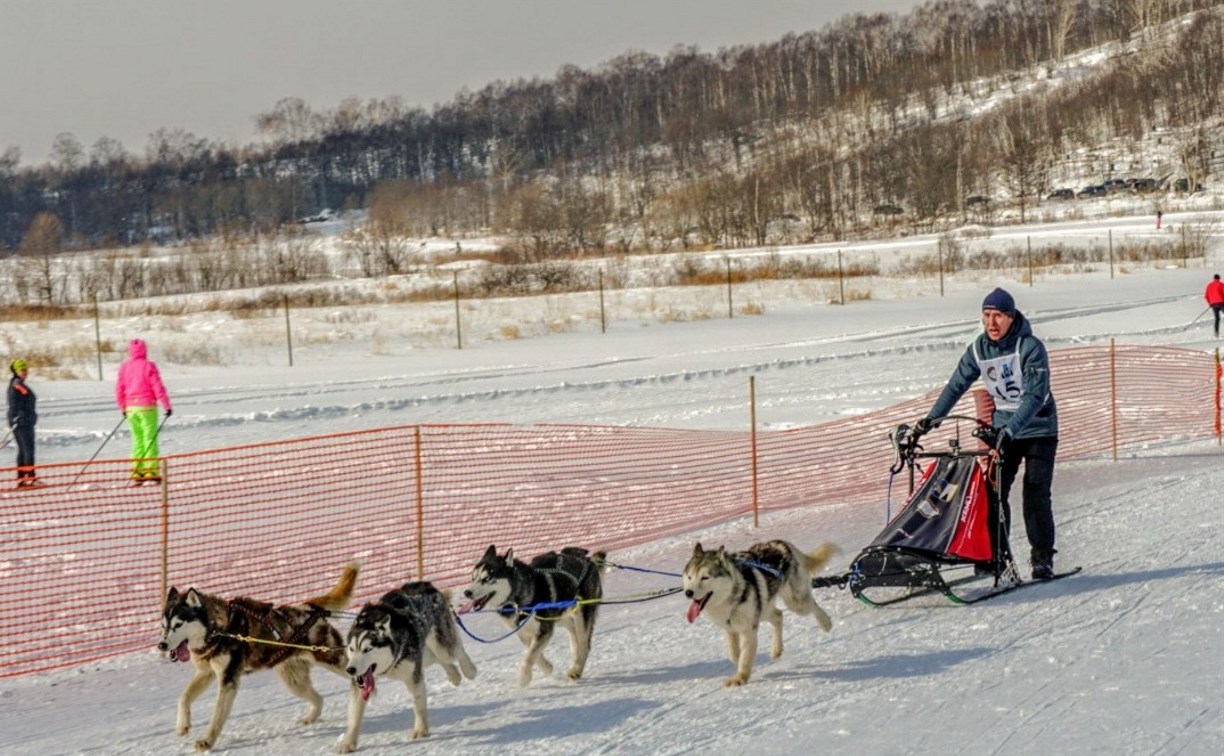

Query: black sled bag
left=851, top=453, right=995, bottom=586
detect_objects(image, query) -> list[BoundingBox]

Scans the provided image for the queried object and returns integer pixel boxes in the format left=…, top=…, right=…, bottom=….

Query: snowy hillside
left=1, top=218, right=1222, bottom=753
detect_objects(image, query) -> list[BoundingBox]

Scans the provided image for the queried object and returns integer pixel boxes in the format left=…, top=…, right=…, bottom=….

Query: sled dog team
left=158, top=539, right=836, bottom=752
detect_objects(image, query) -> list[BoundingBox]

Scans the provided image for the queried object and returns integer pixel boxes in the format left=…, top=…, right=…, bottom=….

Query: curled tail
left=304, top=562, right=359, bottom=611
left=803, top=543, right=840, bottom=575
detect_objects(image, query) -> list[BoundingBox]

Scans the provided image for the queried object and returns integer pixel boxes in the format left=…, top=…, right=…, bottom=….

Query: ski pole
left=0, top=426, right=13, bottom=450
left=67, top=415, right=127, bottom=489
left=1183, top=306, right=1211, bottom=331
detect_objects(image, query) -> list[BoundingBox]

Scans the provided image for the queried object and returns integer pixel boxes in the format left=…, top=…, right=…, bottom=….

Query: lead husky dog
left=462, top=545, right=605, bottom=687
left=157, top=563, right=363, bottom=752
left=340, top=581, right=477, bottom=750
left=683, top=540, right=836, bottom=686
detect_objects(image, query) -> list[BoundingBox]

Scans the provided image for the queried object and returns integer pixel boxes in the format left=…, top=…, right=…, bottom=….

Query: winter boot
left=1030, top=548, right=1056, bottom=580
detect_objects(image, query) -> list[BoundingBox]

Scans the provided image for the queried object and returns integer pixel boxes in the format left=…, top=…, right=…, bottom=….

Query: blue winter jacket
left=927, top=310, right=1058, bottom=439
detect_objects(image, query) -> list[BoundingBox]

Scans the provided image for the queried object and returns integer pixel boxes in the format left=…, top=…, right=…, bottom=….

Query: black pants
left=1212, top=304, right=1224, bottom=337
left=989, top=435, right=1058, bottom=561
left=13, top=424, right=35, bottom=481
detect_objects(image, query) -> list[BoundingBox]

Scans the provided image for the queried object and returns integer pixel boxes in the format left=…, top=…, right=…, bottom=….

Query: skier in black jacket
left=7, top=358, right=38, bottom=487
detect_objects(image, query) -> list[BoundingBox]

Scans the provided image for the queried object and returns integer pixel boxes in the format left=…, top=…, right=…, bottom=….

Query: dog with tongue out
left=682, top=540, right=836, bottom=686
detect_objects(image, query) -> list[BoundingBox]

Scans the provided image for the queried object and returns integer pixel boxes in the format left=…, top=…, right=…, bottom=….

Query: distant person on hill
left=7, top=358, right=39, bottom=487
left=115, top=339, right=172, bottom=483
left=915, top=288, right=1059, bottom=581
left=1205, top=274, right=1224, bottom=338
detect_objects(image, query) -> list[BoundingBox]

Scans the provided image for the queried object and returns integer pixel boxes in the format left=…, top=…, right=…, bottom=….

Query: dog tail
left=802, top=543, right=840, bottom=575
left=304, top=562, right=360, bottom=612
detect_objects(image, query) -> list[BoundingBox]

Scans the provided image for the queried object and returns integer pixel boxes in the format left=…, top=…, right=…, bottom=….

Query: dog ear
left=692, top=542, right=705, bottom=557
left=483, top=544, right=496, bottom=559
left=166, top=586, right=179, bottom=602
left=184, top=588, right=203, bottom=608
left=504, top=548, right=514, bottom=562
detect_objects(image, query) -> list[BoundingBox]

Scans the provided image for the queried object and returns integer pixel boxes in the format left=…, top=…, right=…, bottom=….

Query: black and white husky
left=340, top=581, right=477, bottom=750
left=462, top=545, right=605, bottom=687
left=682, top=540, right=836, bottom=686
left=157, top=563, right=363, bottom=752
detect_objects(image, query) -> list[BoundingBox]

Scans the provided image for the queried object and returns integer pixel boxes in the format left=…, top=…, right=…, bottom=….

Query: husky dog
left=682, top=540, right=836, bottom=686
left=462, top=545, right=605, bottom=687
left=158, top=563, right=363, bottom=752
left=340, top=581, right=477, bottom=750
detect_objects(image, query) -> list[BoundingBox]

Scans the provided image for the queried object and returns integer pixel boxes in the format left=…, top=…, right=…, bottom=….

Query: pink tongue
left=686, top=599, right=703, bottom=624
left=360, top=669, right=376, bottom=702
left=172, top=641, right=190, bottom=662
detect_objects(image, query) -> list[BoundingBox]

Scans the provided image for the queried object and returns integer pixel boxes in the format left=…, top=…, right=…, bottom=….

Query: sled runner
left=812, top=415, right=1079, bottom=606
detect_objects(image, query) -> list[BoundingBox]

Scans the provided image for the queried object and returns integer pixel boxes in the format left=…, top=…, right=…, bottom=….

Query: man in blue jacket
left=917, top=288, right=1059, bottom=580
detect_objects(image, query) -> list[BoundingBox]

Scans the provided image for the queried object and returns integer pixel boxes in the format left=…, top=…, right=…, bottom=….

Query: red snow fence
left=0, top=344, right=1218, bottom=677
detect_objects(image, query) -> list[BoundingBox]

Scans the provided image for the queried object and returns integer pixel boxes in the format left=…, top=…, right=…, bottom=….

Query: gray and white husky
left=682, top=540, right=836, bottom=686
left=157, top=563, right=363, bottom=752
left=340, top=581, right=477, bottom=751
left=462, top=545, right=605, bottom=687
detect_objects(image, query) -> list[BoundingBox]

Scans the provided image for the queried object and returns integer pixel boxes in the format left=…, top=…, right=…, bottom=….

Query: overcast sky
left=0, top=0, right=921, bottom=167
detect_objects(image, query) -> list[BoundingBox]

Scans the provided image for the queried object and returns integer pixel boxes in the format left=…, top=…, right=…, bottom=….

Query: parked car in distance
left=1103, top=178, right=1129, bottom=193
left=965, top=195, right=990, bottom=206
left=873, top=204, right=904, bottom=215
left=1127, top=177, right=1160, bottom=192
left=1077, top=185, right=1107, bottom=198
left=1047, top=188, right=1075, bottom=200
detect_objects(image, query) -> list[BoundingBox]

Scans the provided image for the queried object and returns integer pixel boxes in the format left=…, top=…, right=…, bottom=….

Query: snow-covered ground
left=1, top=212, right=1222, bottom=755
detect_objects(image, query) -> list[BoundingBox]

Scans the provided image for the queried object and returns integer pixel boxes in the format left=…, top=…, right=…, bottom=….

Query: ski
left=946, top=566, right=1082, bottom=604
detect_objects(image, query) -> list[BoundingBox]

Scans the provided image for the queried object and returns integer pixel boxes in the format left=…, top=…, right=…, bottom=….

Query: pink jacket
left=115, top=339, right=171, bottom=412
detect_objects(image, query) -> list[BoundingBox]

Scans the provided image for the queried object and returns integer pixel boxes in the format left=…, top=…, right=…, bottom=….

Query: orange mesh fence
left=0, top=345, right=1217, bottom=678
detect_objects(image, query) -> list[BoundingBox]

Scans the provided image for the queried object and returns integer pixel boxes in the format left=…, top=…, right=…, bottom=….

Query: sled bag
left=868, top=455, right=993, bottom=562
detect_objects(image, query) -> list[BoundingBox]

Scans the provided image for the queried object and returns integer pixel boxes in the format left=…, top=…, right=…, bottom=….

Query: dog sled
left=813, top=415, right=1077, bottom=606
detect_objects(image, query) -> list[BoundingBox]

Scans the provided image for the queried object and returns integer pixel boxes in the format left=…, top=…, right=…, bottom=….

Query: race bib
left=979, top=352, right=1023, bottom=410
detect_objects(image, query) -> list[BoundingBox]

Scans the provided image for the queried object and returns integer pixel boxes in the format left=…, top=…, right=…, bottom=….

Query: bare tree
left=18, top=212, right=64, bottom=304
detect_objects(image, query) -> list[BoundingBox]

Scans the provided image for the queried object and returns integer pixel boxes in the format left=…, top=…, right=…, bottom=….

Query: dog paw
left=565, top=666, right=583, bottom=681
left=176, top=724, right=190, bottom=737
left=335, top=740, right=357, bottom=754
left=723, top=675, right=749, bottom=687
left=194, top=737, right=213, bottom=751
left=411, top=727, right=430, bottom=740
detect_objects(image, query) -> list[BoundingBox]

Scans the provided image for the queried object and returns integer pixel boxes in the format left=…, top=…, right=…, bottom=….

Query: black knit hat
left=981, top=287, right=1015, bottom=315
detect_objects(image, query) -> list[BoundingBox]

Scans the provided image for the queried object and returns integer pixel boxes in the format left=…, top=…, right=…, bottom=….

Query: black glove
left=914, top=417, right=937, bottom=435
left=973, top=425, right=1011, bottom=449
left=165, top=408, right=173, bottom=417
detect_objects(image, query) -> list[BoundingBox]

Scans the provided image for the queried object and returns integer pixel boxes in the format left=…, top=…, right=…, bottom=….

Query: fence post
left=837, top=250, right=845, bottom=305
left=93, top=296, right=104, bottom=381
left=413, top=425, right=426, bottom=579
left=283, top=295, right=294, bottom=367
left=1027, top=236, right=1033, bottom=285
left=726, top=257, right=733, bottom=319
left=160, top=459, right=170, bottom=606
left=749, top=376, right=759, bottom=529
left=1110, top=338, right=1118, bottom=462
left=1108, top=229, right=1114, bottom=280
left=599, top=269, right=607, bottom=334
left=453, top=272, right=463, bottom=350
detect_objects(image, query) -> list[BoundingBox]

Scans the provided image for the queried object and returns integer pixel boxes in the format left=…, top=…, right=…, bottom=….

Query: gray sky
left=1, top=0, right=920, bottom=166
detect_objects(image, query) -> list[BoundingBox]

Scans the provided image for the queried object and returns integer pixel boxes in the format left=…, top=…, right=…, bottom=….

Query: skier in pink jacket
left=115, top=339, right=172, bottom=483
